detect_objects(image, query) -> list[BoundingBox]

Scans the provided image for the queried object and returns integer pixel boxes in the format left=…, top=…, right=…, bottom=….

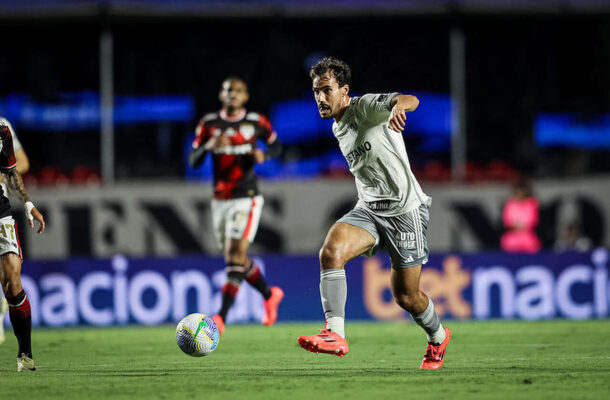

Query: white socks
left=428, top=324, right=446, bottom=345
left=325, top=316, right=345, bottom=338
left=411, top=297, right=445, bottom=345
left=320, top=269, right=347, bottom=338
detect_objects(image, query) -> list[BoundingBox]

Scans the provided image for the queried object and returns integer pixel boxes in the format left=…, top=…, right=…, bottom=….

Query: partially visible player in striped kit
left=189, top=77, right=284, bottom=335
left=0, top=117, right=45, bottom=372
left=297, top=57, right=451, bottom=369
left=0, top=117, right=30, bottom=348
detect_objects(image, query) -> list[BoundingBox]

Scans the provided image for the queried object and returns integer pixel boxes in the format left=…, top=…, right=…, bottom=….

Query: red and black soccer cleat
left=420, top=326, right=451, bottom=369
left=212, top=314, right=225, bottom=336
left=262, top=286, right=284, bottom=326
left=298, top=329, right=349, bottom=358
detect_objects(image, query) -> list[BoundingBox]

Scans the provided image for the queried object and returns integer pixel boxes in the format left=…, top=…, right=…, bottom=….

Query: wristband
left=25, top=201, right=35, bottom=221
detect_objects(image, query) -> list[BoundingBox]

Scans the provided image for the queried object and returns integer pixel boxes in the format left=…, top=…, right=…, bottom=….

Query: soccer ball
left=175, top=313, right=220, bottom=357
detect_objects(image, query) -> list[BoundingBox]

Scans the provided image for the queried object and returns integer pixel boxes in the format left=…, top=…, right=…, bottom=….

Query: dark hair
left=309, top=57, right=351, bottom=87
left=222, top=76, right=247, bottom=89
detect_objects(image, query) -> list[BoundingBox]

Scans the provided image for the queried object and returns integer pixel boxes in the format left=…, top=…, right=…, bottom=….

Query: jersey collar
left=220, top=108, right=246, bottom=122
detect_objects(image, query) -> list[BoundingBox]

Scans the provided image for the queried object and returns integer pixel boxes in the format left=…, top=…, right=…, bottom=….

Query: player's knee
left=227, top=255, right=247, bottom=266
left=3, top=272, right=22, bottom=296
left=319, top=243, right=344, bottom=269
left=225, top=243, right=248, bottom=265
left=225, top=247, right=247, bottom=265
left=393, top=292, right=419, bottom=313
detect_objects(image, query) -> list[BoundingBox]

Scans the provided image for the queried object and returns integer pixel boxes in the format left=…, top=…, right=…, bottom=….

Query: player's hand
left=203, top=135, right=230, bottom=151
left=29, top=207, right=45, bottom=234
left=253, top=149, right=265, bottom=164
left=388, top=105, right=407, bottom=132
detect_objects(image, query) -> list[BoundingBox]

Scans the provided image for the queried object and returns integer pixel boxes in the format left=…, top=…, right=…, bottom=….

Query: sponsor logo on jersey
left=214, top=144, right=253, bottom=155
left=395, top=231, right=416, bottom=249
left=223, top=127, right=237, bottom=137
left=240, top=124, right=256, bottom=140
left=345, top=141, right=372, bottom=166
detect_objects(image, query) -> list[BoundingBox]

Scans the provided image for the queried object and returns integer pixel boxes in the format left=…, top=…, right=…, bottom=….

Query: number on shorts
left=0, top=224, right=15, bottom=240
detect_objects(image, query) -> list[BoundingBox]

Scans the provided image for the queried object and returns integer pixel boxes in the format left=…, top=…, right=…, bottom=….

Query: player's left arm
left=15, top=148, right=30, bottom=175
left=388, top=94, right=419, bottom=133
left=263, top=136, right=282, bottom=160
left=253, top=115, right=282, bottom=164
left=3, top=168, right=45, bottom=234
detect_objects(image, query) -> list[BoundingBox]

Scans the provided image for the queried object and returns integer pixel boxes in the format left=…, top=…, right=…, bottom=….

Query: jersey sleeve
left=354, top=93, right=399, bottom=123
left=0, top=118, right=17, bottom=170
left=192, top=118, right=210, bottom=149
left=0, top=118, right=22, bottom=152
left=257, top=114, right=277, bottom=144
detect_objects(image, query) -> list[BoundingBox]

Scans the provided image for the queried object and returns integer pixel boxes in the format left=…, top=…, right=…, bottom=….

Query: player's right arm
left=189, top=118, right=213, bottom=168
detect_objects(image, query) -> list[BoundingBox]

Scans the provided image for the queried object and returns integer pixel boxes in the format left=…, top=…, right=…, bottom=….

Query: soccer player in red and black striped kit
left=0, top=118, right=46, bottom=371
left=189, top=77, right=284, bottom=335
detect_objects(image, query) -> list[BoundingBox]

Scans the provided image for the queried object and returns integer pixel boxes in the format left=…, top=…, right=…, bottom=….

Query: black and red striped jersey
left=192, top=108, right=277, bottom=200
left=0, top=118, right=17, bottom=218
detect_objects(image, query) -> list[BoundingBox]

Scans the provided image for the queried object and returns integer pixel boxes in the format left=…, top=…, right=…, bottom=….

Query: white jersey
left=332, top=93, right=430, bottom=216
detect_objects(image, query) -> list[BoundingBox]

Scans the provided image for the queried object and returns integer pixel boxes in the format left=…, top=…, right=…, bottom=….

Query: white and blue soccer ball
left=176, top=313, right=220, bottom=357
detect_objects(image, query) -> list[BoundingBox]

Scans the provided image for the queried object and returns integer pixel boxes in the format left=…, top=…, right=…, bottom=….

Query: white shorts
left=211, top=195, right=264, bottom=249
left=0, top=216, right=22, bottom=259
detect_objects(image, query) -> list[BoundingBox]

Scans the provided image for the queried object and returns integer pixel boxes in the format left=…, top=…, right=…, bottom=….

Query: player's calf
left=6, top=289, right=34, bottom=361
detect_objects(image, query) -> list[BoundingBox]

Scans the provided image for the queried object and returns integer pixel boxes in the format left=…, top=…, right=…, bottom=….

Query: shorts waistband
left=364, top=200, right=392, bottom=211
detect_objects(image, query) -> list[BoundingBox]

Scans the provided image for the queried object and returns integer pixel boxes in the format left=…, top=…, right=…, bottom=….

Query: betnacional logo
left=363, top=255, right=471, bottom=321
left=12, top=255, right=265, bottom=327
left=362, top=249, right=609, bottom=321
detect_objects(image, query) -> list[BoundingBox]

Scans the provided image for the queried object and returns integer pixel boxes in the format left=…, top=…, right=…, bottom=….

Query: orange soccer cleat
left=297, top=329, right=349, bottom=358
left=212, top=314, right=225, bottom=336
left=262, top=286, right=284, bottom=326
left=420, top=326, right=451, bottom=369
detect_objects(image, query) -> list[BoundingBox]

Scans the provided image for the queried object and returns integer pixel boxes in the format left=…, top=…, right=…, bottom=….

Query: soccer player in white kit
left=297, top=57, right=451, bottom=369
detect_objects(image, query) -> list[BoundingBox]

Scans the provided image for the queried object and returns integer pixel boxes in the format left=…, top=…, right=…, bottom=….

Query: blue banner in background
left=0, top=92, right=194, bottom=131
left=535, top=113, right=610, bottom=149
left=5, top=249, right=609, bottom=327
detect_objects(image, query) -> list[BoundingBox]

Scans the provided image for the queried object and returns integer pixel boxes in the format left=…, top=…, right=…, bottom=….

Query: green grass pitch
left=1, top=320, right=609, bottom=399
